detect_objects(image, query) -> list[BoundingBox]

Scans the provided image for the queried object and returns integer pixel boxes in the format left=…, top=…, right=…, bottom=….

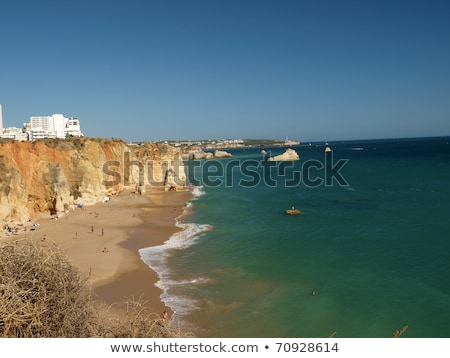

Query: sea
left=139, top=136, right=450, bottom=338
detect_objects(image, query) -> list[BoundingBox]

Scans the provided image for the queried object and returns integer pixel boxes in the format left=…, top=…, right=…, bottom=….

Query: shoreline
left=94, top=188, right=193, bottom=317
left=3, top=186, right=193, bottom=321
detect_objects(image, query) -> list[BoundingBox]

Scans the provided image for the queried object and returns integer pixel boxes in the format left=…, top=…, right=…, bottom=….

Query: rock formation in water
left=191, top=149, right=214, bottom=160
left=185, top=148, right=233, bottom=160
left=0, top=138, right=186, bottom=225
left=213, top=150, right=232, bottom=158
left=267, top=148, right=300, bottom=161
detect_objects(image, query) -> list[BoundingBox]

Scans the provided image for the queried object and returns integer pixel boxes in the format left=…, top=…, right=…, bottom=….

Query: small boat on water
left=285, top=208, right=302, bottom=215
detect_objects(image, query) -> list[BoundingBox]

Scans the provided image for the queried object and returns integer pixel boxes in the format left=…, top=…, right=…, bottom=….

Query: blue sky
left=1, top=0, right=449, bottom=142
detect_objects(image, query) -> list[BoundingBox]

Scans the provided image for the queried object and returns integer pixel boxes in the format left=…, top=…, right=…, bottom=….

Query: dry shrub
left=101, top=299, right=188, bottom=338
left=0, top=238, right=95, bottom=337
left=0, top=238, right=189, bottom=338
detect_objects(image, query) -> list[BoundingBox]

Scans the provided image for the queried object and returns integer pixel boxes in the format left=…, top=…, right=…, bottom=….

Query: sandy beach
left=6, top=187, right=192, bottom=319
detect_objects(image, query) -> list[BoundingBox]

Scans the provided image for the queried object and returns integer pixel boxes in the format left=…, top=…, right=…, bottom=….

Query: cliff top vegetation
left=0, top=238, right=190, bottom=338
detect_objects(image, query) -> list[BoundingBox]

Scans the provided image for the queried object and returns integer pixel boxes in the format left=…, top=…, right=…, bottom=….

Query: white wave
left=161, top=291, right=201, bottom=318
left=167, top=222, right=213, bottom=250
left=138, top=222, right=213, bottom=322
left=156, top=276, right=215, bottom=291
left=191, top=185, right=206, bottom=198
left=138, top=190, right=213, bottom=321
left=139, top=222, right=213, bottom=271
left=137, top=184, right=214, bottom=326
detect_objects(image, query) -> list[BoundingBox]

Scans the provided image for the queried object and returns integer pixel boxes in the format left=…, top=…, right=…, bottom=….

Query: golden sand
left=8, top=187, right=192, bottom=318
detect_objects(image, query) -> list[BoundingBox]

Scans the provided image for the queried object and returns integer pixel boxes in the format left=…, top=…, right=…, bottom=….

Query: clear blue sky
left=1, top=0, right=449, bottom=142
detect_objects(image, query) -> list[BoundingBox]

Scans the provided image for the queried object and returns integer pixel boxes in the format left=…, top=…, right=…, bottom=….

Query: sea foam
left=138, top=185, right=213, bottom=322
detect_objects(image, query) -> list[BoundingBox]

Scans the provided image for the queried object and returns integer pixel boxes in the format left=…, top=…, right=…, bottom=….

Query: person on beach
left=91, top=225, right=94, bottom=233
left=161, top=311, right=168, bottom=323
left=101, top=228, right=104, bottom=236
left=102, top=247, right=109, bottom=253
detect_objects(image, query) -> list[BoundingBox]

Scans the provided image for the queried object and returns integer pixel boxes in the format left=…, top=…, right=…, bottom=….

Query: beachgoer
left=161, top=310, right=169, bottom=322
left=91, top=225, right=94, bottom=233
left=102, top=247, right=109, bottom=253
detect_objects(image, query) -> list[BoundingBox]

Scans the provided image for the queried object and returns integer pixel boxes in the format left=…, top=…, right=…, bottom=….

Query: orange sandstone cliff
left=0, top=138, right=186, bottom=225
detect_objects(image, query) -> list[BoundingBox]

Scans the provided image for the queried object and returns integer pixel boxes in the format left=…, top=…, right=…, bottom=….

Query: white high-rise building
left=0, top=110, right=83, bottom=141
left=28, top=114, right=83, bottom=140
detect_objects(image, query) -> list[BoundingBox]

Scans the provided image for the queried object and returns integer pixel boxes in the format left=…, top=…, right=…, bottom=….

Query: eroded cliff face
left=0, top=138, right=186, bottom=225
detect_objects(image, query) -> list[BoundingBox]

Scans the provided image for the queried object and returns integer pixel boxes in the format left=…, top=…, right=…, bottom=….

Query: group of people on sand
left=3, top=221, right=41, bottom=236
left=71, top=224, right=108, bottom=252
left=90, top=225, right=104, bottom=236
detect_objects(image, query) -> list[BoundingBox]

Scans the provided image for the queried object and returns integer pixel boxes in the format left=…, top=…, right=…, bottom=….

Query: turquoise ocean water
left=139, top=136, right=450, bottom=338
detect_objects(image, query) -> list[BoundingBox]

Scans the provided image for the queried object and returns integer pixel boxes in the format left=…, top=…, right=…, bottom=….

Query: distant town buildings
left=161, top=137, right=300, bottom=152
left=0, top=105, right=83, bottom=141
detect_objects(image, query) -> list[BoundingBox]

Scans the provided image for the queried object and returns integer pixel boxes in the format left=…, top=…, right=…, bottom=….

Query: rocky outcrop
left=0, top=138, right=186, bottom=225
left=186, top=148, right=233, bottom=160
left=191, top=149, right=214, bottom=160
left=267, top=148, right=300, bottom=161
left=213, top=150, right=232, bottom=158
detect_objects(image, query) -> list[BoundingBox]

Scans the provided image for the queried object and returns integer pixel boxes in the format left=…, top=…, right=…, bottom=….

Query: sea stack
left=213, top=149, right=233, bottom=158
left=267, top=148, right=300, bottom=161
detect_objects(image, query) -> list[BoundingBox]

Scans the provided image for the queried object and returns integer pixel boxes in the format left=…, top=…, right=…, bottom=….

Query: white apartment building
left=1, top=127, right=28, bottom=141
left=0, top=103, right=28, bottom=141
left=0, top=107, right=83, bottom=141
left=27, top=114, right=83, bottom=140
